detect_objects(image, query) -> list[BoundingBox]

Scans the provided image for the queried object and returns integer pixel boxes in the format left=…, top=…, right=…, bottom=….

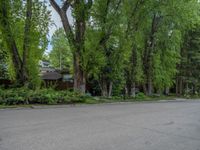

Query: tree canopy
left=0, top=0, right=50, bottom=87
left=1, top=0, right=200, bottom=97
left=49, top=28, right=72, bottom=70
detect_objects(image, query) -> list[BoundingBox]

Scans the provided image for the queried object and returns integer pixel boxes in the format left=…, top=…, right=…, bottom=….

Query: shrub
left=135, top=92, right=148, bottom=100
left=0, top=88, right=95, bottom=105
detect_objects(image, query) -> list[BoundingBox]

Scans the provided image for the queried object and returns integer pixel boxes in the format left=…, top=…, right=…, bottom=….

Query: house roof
left=41, top=72, right=62, bottom=80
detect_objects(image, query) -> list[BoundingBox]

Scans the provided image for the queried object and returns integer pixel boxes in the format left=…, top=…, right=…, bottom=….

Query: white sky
left=48, top=5, right=63, bottom=37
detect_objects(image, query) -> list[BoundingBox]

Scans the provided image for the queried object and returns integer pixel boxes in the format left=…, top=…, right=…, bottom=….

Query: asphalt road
left=0, top=101, right=200, bottom=150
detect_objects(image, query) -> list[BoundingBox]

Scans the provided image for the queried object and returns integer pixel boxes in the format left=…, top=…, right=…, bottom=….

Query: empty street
left=0, top=101, right=200, bottom=150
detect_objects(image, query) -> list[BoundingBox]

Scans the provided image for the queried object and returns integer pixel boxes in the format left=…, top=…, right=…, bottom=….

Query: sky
left=46, top=1, right=62, bottom=53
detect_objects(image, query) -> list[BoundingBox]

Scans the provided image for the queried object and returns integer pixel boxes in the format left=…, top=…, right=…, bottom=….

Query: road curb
left=1, top=99, right=199, bottom=110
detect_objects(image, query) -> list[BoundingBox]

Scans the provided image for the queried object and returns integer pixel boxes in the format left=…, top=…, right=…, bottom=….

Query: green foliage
left=49, top=28, right=72, bottom=70
left=2, top=0, right=200, bottom=97
left=153, top=30, right=182, bottom=90
left=121, top=0, right=200, bottom=95
left=0, top=88, right=95, bottom=105
left=86, top=0, right=128, bottom=96
left=83, top=28, right=106, bottom=78
left=135, top=92, right=148, bottom=100
left=0, top=0, right=51, bottom=87
left=178, top=25, right=200, bottom=95
left=0, top=38, right=8, bottom=79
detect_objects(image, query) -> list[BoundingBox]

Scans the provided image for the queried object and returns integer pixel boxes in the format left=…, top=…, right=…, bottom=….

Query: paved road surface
left=0, top=101, right=200, bottom=150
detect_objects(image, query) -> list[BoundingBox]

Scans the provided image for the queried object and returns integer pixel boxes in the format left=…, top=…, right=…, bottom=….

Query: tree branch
left=50, top=0, right=76, bottom=49
left=100, top=0, right=121, bottom=46
left=49, top=0, right=61, bottom=15
left=62, top=0, right=72, bottom=11
left=22, top=0, right=32, bottom=79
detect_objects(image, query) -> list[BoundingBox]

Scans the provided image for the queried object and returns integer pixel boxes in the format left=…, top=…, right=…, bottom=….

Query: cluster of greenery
left=0, top=87, right=177, bottom=106
left=0, top=0, right=50, bottom=87
left=48, top=0, right=200, bottom=97
left=1, top=0, right=200, bottom=105
left=0, top=42, right=8, bottom=79
left=0, top=88, right=96, bottom=105
left=49, top=28, right=72, bottom=71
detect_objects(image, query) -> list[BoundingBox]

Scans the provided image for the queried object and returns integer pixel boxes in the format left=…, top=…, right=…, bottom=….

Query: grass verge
left=0, top=95, right=180, bottom=109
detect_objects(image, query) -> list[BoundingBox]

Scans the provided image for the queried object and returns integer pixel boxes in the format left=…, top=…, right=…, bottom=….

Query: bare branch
left=50, top=0, right=76, bottom=49
left=62, top=0, right=70, bottom=11
left=60, top=11, right=76, bottom=47
left=49, top=0, right=61, bottom=15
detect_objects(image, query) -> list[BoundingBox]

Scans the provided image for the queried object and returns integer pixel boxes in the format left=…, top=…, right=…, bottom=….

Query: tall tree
left=121, top=0, right=200, bottom=96
left=0, top=36, right=8, bottom=79
left=88, top=0, right=126, bottom=97
left=123, top=0, right=147, bottom=97
left=49, top=28, right=72, bottom=70
left=0, top=0, right=50, bottom=87
left=50, top=0, right=92, bottom=93
left=0, top=0, right=29, bottom=84
left=177, top=26, right=200, bottom=95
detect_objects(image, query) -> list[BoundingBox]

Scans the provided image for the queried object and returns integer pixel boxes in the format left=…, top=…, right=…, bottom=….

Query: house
left=39, top=60, right=73, bottom=89
left=39, top=60, right=55, bottom=75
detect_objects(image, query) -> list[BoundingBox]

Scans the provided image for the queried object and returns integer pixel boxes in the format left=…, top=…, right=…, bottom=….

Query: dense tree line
left=1, top=0, right=200, bottom=97
left=0, top=0, right=50, bottom=87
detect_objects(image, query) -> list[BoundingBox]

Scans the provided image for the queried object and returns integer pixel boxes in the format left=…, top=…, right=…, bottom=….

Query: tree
left=86, top=0, right=128, bottom=97
left=0, top=0, right=50, bottom=87
left=177, top=26, right=200, bottom=95
left=49, top=28, right=72, bottom=70
left=50, top=0, right=93, bottom=93
left=123, top=0, right=147, bottom=97
left=0, top=36, right=8, bottom=79
left=0, top=0, right=31, bottom=85
left=123, top=0, right=200, bottom=96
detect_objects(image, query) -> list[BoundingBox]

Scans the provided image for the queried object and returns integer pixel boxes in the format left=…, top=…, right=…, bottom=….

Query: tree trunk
left=73, top=1, right=86, bottom=93
left=131, top=82, right=136, bottom=98
left=147, top=78, right=153, bottom=96
left=100, top=79, right=113, bottom=97
left=143, top=84, right=148, bottom=95
left=165, top=87, right=169, bottom=95
left=73, top=52, right=86, bottom=93
left=179, top=78, right=183, bottom=95
left=127, top=82, right=136, bottom=97
left=126, top=81, right=132, bottom=96
left=22, top=0, right=32, bottom=84
left=143, top=13, right=161, bottom=96
left=176, top=77, right=179, bottom=96
left=108, top=81, right=113, bottom=97
left=49, top=0, right=92, bottom=93
left=0, top=0, right=28, bottom=85
left=193, top=84, right=196, bottom=95
left=101, top=80, right=108, bottom=97
left=186, top=82, right=188, bottom=92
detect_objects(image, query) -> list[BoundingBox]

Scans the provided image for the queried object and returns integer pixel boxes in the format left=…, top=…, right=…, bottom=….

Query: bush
left=135, top=92, right=148, bottom=100
left=0, top=88, right=95, bottom=105
left=0, top=88, right=28, bottom=105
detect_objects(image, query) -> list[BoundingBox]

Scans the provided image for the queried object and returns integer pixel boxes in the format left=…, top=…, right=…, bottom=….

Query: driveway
left=0, top=101, right=200, bottom=150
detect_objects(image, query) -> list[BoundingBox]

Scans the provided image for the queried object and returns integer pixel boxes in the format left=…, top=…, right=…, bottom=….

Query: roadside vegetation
left=0, top=87, right=194, bottom=108
left=1, top=0, right=200, bottom=107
